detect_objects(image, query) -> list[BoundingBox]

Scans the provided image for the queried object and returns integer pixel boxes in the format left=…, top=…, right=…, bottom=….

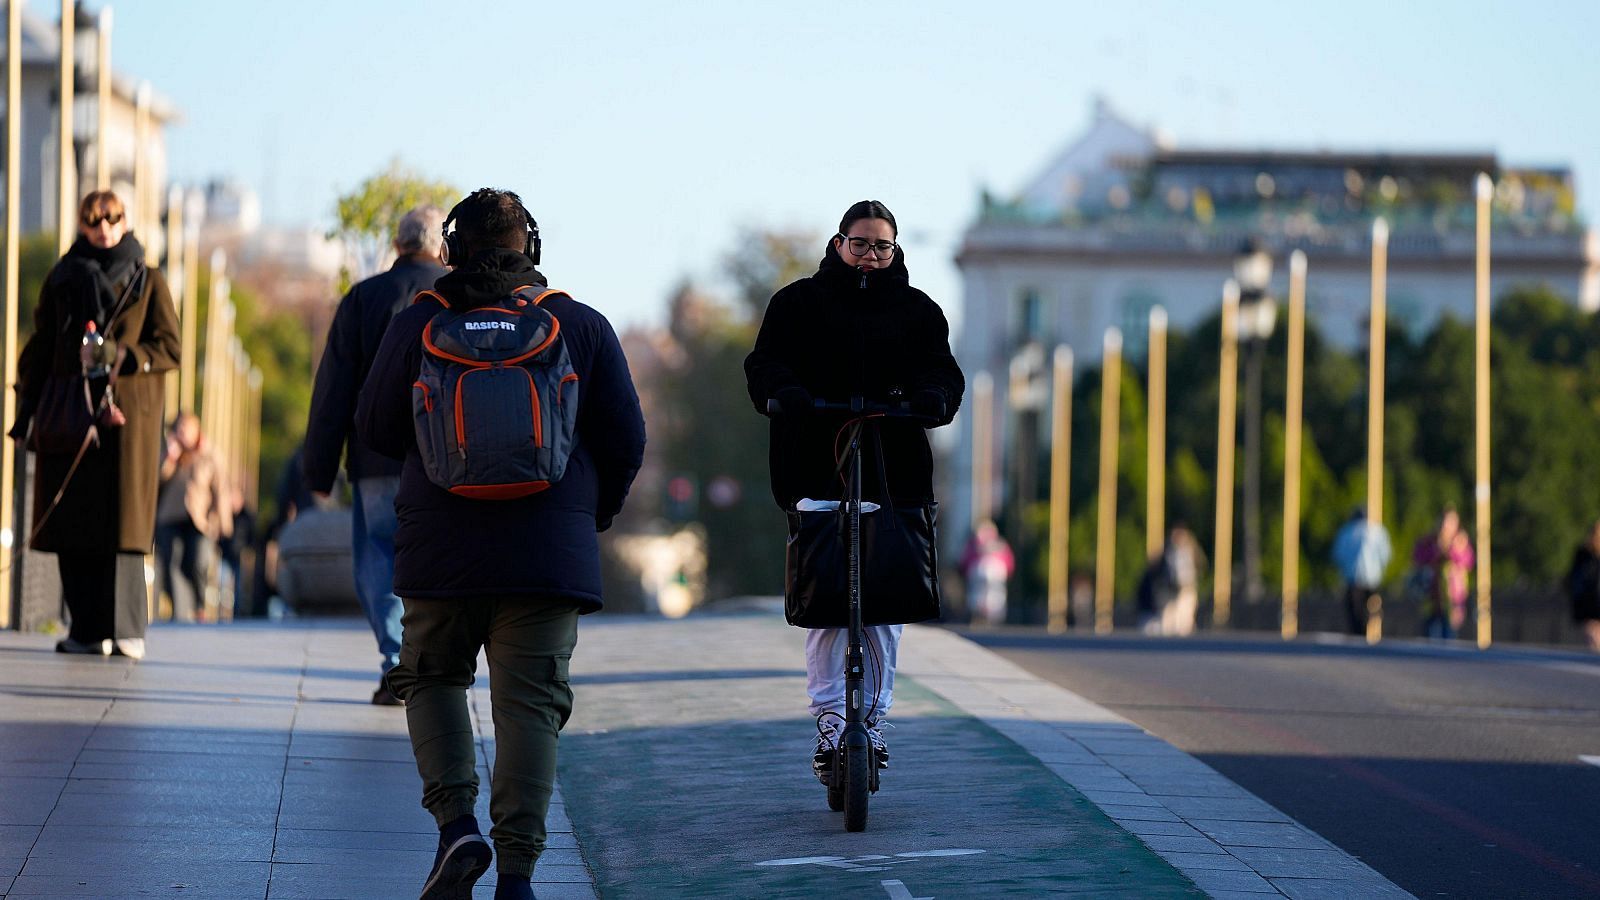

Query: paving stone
left=0, top=825, right=41, bottom=857
left=267, top=858, right=432, bottom=890
left=73, top=747, right=286, bottom=770
left=0, top=778, right=64, bottom=826
left=1115, top=819, right=1208, bottom=838
left=25, top=824, right=275, bottom=858
left=1158, top=850, right=1256, bottom=872
left=522, top=884, right=599, bottom=900
left=1138, top=833, right=1231, bottom=855
left=1226, top=846, right=1373, bottom=879
left=8, top=863, right=271, bottom=897
left=1079, top=788, right=1165, bottom=808
left=1191, top=820, right=1339, bottom=852
left=1160, top=796, right=1294, bottom=823
left=1272, top=875, right=1413, bottom=899
left=1179, top=866, right=1280, bottom=893
left=1101, top=804, right=1183, bottom=823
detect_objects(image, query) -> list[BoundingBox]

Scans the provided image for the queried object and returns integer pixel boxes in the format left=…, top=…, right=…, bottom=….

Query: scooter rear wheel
left=843, top=744, right=870, bottom=832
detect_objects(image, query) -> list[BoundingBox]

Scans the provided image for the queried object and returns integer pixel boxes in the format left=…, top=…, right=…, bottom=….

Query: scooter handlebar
left=765, top=395, right=933, bottom=422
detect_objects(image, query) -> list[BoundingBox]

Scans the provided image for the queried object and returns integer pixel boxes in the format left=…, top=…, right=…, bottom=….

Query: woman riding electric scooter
left=745, top=199, right=964, bottom=788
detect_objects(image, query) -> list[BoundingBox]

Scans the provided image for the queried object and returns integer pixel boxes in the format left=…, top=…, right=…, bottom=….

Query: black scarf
left=433, top=247, right=547, bottom=310
left=813, top=240, right=911, bottom=294
left=57, top=234, right=146, bottom=329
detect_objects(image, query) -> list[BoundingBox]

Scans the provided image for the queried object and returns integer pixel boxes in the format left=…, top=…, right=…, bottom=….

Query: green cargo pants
left=383, top=597, right=579, bottom=877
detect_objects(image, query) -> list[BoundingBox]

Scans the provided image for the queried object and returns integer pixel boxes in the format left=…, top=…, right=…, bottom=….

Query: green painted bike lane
left=555, top=616, right=1200, bottom=899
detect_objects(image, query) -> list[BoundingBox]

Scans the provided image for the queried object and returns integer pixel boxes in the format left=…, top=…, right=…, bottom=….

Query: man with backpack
left=303, top=205, right=447, bottom=704
left=356, top=189, right=645, bottom=900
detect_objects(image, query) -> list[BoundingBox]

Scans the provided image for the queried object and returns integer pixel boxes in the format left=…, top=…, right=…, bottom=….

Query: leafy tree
left=190, top=264, right=312, bottom=527
left=649, top=227, right=825, bottom=600
left=1002, top=283, right=1600, bottom=625
left=722, top=228, right=817, bottom=319
left=330, top=161, right=457, bottom=288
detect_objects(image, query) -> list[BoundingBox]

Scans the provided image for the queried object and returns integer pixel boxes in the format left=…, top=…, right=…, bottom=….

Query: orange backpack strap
left=414, top=289, right=449, bottom=309
left=511, top=286, right=569, bottom=307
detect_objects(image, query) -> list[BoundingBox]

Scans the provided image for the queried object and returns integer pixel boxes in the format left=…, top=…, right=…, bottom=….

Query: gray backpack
left=411, top=286, right=579, bottom=499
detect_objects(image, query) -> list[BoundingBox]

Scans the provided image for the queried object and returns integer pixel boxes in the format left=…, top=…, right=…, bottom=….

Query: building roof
left=7, top=5, right=180, bottom=123
left=1153, top=149, right=1499, bottom=174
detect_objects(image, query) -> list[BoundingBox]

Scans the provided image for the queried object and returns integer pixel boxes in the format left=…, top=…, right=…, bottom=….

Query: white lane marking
left=755, top=855, right=893, bottom=871
left=1580, top=755, right=1600, bottom=768
left=755, top=849, right=986, bottom=873
left=882, top=880, right=932, bottom=900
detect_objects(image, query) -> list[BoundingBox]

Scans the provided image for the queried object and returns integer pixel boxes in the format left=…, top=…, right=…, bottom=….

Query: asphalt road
left=959, top=629, right=1600, bottom=900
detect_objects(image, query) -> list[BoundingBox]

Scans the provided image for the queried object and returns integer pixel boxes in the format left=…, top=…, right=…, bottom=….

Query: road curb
left=899, top=625, right=1415, bottom=899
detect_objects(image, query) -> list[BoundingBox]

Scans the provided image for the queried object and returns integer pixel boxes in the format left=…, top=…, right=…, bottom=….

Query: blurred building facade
left=950, top=98, right=1600, bottom=563
left=3, top=5, right=177, bottom=247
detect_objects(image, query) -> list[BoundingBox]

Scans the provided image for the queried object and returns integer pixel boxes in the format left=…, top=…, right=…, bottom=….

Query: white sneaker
left=812, top=724, right=838, bottom=781
left=111, top=638, right=145, bottom=660
left=867, top=722, right=890, bottom=767
left=55, top=637, right=111, bottom=655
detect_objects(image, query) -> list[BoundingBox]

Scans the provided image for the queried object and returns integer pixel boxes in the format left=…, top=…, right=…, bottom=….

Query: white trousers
left=805, top=624, right=903, bottom=726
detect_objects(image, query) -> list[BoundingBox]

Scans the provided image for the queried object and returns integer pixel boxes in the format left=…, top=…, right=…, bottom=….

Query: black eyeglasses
left=83, top=213, right=124, bottom=227
left=841, top=236, right=897, bottom=259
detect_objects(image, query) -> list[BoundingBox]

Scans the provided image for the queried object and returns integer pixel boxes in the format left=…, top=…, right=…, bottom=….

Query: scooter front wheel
left=843, top=744, right=870, bottom=832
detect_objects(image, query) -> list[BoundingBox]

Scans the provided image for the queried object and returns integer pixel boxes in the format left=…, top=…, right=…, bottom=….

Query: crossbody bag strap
left=101, top=263, right=147, bottom=332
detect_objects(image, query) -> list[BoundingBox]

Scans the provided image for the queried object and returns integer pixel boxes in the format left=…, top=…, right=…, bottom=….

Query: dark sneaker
left=420, top=825, right=491, bottom=900
left=56, top=637, right=111, bottom=655
left=372, top=682, right=404, bottom=706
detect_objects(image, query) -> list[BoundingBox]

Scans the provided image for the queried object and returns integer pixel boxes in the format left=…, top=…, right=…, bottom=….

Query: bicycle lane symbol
left=754, top=849, right=985, bottom=898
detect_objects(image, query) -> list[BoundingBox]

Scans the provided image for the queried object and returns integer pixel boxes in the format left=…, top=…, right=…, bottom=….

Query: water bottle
left=81, top=321, right=113, bottom=378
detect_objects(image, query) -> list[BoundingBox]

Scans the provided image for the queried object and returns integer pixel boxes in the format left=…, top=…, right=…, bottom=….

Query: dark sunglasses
left=82, top=212, right=124, bottom=227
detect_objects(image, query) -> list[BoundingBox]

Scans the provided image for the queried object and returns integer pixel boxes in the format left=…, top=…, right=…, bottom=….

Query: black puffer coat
left=356, top=249, right=645, bottom=610
left=744, top=242, right=964, bottom=507
left=303, top=255, right=447, bottom=491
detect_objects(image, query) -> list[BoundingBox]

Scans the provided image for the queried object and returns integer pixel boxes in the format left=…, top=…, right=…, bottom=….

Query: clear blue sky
left=114, top=0, right=1600, bottom=331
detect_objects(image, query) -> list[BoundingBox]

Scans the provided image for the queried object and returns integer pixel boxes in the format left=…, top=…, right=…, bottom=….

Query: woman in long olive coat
left=11, top=190, right=180, bottom=658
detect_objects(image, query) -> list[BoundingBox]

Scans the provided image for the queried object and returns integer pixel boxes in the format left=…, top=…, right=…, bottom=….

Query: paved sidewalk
left=0, top=613, right=1411, bottom=898
left=0, top=620, right=593, bottom=899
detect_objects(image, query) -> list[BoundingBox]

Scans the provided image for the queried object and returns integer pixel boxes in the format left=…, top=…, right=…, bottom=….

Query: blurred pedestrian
left=1415, top=506, right=1474, bottom=640
left=960, top=520, right=1014, bottom=625
left=220, top=485, right=255, bottom=619
left=1566, top=519, right=1600, bottom=652
left=304, top=204, right=446, bottom=705
left=8, top=190, right=179, bottom=659
left=358, top=189, right=644, bottom=899
left=1332, top=507, right=1391, bottom=636
left=252, top=443, right=318, bottom=616
left=1144, top=524, right=1204, bottom=636
left=154, top=412, right=230, bottom=622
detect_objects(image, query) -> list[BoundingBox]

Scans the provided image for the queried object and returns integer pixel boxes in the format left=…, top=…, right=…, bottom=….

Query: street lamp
left=1234, top=238, right=1275, bottom=606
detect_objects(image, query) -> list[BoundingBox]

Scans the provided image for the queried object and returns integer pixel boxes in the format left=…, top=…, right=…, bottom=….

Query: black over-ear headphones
left=440, top=192, right=541, bottom=267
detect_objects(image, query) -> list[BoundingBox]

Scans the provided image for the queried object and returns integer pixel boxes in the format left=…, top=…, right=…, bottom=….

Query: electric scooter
left=769, top=395, right=928, bottom=832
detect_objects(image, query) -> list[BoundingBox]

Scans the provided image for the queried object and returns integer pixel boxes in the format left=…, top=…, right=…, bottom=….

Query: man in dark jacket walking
left=304, top=205, right=447, bottom=704
left=357, top=188, right=644, bottom=900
